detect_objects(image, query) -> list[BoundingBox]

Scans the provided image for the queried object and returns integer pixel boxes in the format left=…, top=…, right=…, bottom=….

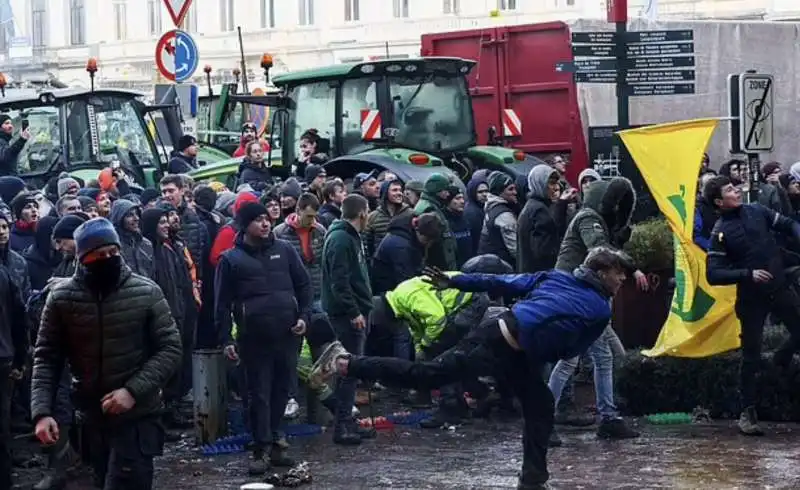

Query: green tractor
left=0, top=84, right=201, bottom=189
left=189, top=57, right=540, bottom=187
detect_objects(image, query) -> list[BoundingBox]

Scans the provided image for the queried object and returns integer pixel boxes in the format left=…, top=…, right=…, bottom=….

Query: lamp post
left=260, top=53, right=273, bottom=84
left=86, top=58, right=98, bottom=92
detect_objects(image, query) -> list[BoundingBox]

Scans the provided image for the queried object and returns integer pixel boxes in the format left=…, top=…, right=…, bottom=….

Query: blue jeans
left=331, top=315, right=368, bottom=430
left=547, top=326, right=619, bottom=421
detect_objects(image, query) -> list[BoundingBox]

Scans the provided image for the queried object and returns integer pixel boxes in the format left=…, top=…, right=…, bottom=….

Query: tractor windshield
left=388, top=75, right=474, bottom=153
left=3, top=107, right=60, bottom=175
left=93, top=96, right=156, bottom=167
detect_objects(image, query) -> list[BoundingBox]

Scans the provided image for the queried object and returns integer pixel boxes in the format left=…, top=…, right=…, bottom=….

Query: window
left=69, top=0, right=86, bottom=46
left=94, top=97, right=156, bottom=167
left=1, top=107, right=60, bottom=175
left=443, top=0, right=459, bottom=14
left=220, top=0, right=234, bottom=31
left=393, top=0, right=409, bottom=18
left=0, top=24, right=8, bottom=55
left=261, top=0, right=275, bottom=28
left=566, top=0, right=574, bottom=5
left=341, top=78, right=378, bottom=154
left=299, top=0, right=314, bottom=26
left=147, top=0, right=161, bottom=35
left=31, top=0, right=47, bottom=48
left=497, top=0, right=516, bottom=10
left=113, top=1, right=127, bottom=41
left=344, top=0, right=359, bottom=21
left=288, top=82, right=336, bottom=162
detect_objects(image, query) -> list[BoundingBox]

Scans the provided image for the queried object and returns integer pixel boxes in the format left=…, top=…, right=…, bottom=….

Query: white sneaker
left=351, top=405, right=360, bottom=417
left=284, top=398, right=300, bottom=419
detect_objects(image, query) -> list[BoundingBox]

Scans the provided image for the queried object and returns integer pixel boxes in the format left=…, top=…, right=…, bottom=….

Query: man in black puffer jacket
left=159, top=174, right=209, bottom=280
left=31, top=218, right=181, bottom=490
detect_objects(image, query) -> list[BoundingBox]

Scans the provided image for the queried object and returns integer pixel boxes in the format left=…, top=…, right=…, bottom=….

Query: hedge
left=615, top=325, right=800, bottom=421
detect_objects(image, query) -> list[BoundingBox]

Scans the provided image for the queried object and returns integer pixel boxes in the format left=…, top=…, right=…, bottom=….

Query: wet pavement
left=13, top=416, right=800, bottom=488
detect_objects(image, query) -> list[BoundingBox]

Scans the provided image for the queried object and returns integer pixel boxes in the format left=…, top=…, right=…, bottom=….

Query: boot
left=554, top=408, right=595, bottom=427
left=248, top=449, right=270, bottom=476
left=518, top=466, right=551, bottom=490
left=33, top=434, right=77, bottom=490
left=269, top=444, right=295, bottom=467
left=597, top=418, right=640, bottom=439
left=405, top=389, right=432, bottom=408
left=548, top=429, right=562, bottom=448
left=738, top=407, right=765, bottom=436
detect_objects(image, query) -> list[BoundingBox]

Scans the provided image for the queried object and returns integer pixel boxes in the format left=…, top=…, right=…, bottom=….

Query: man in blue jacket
left=310, top=246, right=633, bottom=490
left=705, top=175, right=800, bottom=436
left=215, top=201, right=312, bottom=475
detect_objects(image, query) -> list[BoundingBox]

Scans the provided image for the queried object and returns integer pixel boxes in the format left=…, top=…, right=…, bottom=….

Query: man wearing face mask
left=31, top=218, right=181, bottom=490
left=321, top=194, right=374, bottom=446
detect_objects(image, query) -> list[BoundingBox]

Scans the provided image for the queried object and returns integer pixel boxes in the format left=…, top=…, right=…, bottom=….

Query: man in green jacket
left=414, top=173, right=459, bottom=270
left=321, top=194, right=374, bottom=446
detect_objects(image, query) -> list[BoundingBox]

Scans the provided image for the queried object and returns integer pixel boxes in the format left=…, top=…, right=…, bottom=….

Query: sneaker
left=597, top=418, right=640, bottom=439
left=248, top=450, right=269, bottom=476
left=351, top=405, right=360, bottom=417
left=738, top=407, right=765, bottom=436
left=284, top=398, right=300, bottom=419
left=309, top=341, right=350, bottom=388
left=333, top=425, right=362, bottom=446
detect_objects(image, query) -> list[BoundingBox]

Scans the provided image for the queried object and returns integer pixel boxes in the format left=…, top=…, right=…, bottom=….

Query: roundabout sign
left=155, top=29, right=199, bottom=83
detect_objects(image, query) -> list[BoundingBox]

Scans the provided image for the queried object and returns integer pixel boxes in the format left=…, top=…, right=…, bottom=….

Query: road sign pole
left=615, top=20, right=630, bottom=130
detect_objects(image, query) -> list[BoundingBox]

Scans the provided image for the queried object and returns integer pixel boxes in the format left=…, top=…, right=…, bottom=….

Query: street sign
left=624, top=83, right=695, bottom=96
left=626, top=43, right=694, bottom=58
left=626, top=30, right=694, bottom=43
left=624, top=56, right=695, bottom=70
left=727, top=74, right=742, bottom=153
left=555, top=59, right=618, bottom=73
left=572, top=44, right=616, bottom=58
left=738, top=73, right=774, bottom=152
left=625, top=69, right=696, bottom=83
left=155, top=29, right=200, bottom=83
left=163, top=0, right=193, bottom=27
left=575, top=72, right=618, bottom=83
left=572, top=31, right=617, bottom=44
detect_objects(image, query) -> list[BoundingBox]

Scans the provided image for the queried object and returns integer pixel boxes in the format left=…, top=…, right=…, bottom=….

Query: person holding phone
left=0, top=115, right=31, bottom=176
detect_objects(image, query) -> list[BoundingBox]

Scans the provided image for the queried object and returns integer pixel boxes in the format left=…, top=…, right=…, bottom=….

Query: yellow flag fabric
left=618, top=119, right=741, bottom=357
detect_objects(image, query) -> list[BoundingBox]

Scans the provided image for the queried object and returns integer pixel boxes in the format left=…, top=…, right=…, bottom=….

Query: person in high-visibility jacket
left=371, top=254, right=513, bottom=427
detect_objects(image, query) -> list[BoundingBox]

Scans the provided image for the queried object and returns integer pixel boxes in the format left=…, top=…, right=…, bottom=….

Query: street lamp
left=204, top=65, right=213, bottom=97
left=86, top=58, right=98, bottom=92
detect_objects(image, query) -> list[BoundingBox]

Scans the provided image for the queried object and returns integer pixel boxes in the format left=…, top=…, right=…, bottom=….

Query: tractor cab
left=0, top=80, right=167, bottom=189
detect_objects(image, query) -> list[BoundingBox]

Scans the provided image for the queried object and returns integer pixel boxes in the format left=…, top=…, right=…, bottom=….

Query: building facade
left=0, top=0, right=797, bottom=87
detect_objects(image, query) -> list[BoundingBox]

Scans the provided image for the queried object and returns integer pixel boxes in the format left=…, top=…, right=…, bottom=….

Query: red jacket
left=209, top=192, right=259, bottom=267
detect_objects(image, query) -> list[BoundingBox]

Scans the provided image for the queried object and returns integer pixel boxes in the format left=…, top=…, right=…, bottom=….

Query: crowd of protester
left=5, top=114, right=800, bottom=489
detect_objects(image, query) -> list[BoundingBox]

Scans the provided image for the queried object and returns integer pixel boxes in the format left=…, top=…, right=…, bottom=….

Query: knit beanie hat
left=140, top=188, right=160, bottom=207
left=235, top=202, right=269, bottom=229
left=281, top=178, right=303, bottom=200
left=78, top=187, right=101, bottom=200
left=233, top=191, right=259, bottom=216
left=304, top=164, right=325, bottom=183
left=423, top=173, right=452, bottom=195
left=10, top=192, right=38, bottom=219
left=0, top=114, right=10, bottom=126
left=177, top=135, right=197, bottom=152
left=74, top=218, right=121, bottom=259
left=487, top=171, right=514, bottom=195
left=193, top=185, right=217, bottom=212
left=77, top=196, right=98, bottom=212
left=53, top=214, right=88, bottom=240
left=405, top=180, right=424, bottom=195
left=0, top=176, right=26, bottom=205
left=214, top=191, right=237, bottom=215
left=57, top=173, right=80, bottom=198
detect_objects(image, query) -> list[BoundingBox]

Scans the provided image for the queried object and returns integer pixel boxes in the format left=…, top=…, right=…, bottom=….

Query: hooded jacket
left=477, top=194, right=518, bottom=268
left=142, top=208, right=192, bottom=325
left=236, top=158, right=273, bottom=191
left=31, top=264, right=182, bottom=425
left=110, top=200, right=154, bottom=279
left=215, top=233, right=311, bottom=345
left=555, top=177, right=637, bottom=273
left=318, top=202, right=341, bottom=230
left=448, top=267, right=613, bottom=363
left=464, top=173, right=487, bottom=252
left=23, top=216, right=60, bottom=291
left=273, top=214, right=326, bottom=301
left=364, top=181, right=411, bottom=258
left=321, top=220, right=373, bottom=319
left=371, top=213, right=428, bottom=294
left=517, top=165, right=568, bottom=273
left=0, top=131, right=25, bottom=176
left=577, top=168, right=602, bottom=202
left=415, top=192, right=457, bottom=271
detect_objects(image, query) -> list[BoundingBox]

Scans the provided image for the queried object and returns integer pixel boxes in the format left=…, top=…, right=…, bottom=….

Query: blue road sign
left=174, top=30, right=199, bottom=83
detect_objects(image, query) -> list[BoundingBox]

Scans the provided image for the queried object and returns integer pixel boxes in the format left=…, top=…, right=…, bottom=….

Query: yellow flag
left=618, top=119, right=741, bottom=357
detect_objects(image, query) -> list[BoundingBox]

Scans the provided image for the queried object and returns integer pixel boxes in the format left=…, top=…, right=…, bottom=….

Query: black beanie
left=487, top=171, right=514, bottom=195
left=193, top=186, right=217, bottom=212
left=53, top=214, right=88, bottom=240
left=10, top=192, right=38, bottom=219
left=0, top=114, right=10, bottom=126
left=235, top=201, right=268, bottom=229
left=177, top=135, right=197, bottom=152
